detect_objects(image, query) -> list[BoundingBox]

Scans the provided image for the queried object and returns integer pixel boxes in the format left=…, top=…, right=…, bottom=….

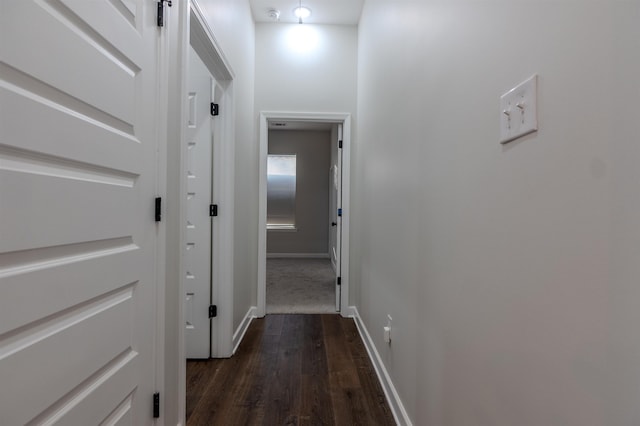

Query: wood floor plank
left=300, top=316, right=334, bottom=425
left=186, top=314, right=396, bottom=426
left=323, top=315, right=361, bottom=389
left=264, top=314, right=304, bottom=425
left=187, top=318, right=266, bottom=425
left=216, top=318, right=273, bottom=425
left=324, top=315, right=361, bottom=425
left=185, top=359, right=218, bottom=420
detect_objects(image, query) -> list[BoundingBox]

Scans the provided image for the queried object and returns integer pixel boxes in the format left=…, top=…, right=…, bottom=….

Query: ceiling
left=249, top=0, right=364, bottom=25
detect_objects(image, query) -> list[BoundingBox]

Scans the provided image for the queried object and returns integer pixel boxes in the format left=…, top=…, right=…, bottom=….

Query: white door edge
left=335, top=123, right=343, bottom=312
left=257, top=112, right=352, bottom=318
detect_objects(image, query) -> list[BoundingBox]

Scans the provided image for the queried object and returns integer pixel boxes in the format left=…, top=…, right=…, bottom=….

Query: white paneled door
left=1, top=0, right=161, bottom=424
left=185, top=46, right=214, bottom=359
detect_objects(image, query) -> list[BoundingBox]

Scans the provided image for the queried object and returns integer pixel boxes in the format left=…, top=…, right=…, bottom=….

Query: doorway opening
left=258, top=112, right=352, bottom=318
left=183, top=3, right=235, bottom=360
left=266, top=125, right=334, bottom=313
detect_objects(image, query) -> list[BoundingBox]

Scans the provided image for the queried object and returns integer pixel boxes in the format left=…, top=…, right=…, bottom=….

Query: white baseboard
left=350, top=306, right=412, bottom=426
left=342, top=305, right=356, bottom=318
left=267, top=253, right=330, bottom=259
left=233, top=306, right=257, bottom=354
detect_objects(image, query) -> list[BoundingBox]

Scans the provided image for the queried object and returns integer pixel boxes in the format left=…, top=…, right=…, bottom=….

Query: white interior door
left=0, top=0, right=160, bottom=424
left=185, top=46, right=214, bottom=359
left=335, top=124, right=343, bottom=311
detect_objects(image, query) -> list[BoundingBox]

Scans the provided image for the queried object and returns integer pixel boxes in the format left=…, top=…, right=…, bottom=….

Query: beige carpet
left=266, top=258, right=337, bottom=314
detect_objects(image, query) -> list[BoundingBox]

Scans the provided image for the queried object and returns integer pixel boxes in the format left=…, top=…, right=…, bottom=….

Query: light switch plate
left=500, top=74, right=538, bottom=144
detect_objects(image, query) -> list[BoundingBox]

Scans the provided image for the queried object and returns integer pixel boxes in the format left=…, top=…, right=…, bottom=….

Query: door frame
left=257, top=112, right=352, bottom=317
left=165, top=0, right=235, bottom=423
left=187, top=6, right=235, bottom=360
left=188, top=1, right=235, bottom=359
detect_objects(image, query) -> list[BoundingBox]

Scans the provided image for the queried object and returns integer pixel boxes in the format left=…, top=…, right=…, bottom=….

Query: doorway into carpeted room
left=266, top=258, right=336, bottom=313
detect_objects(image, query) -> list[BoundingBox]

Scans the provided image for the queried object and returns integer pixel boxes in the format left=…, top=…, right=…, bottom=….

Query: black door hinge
left=155, top=197, right=162, bottom=222
left=210, top=103, right=219, bottom=116
left=157, top=0, right=171, bottom=27
left=337, top=277, right=342, bottom=285
left=209, top=204, right=218, bottom=217
left=338, top=208, right=342, bottom=217
left=153, top=392, right=160, bottom=418
left=338, top=140, right=343, bottom=149
left=209, top=305, right=217, bottom=318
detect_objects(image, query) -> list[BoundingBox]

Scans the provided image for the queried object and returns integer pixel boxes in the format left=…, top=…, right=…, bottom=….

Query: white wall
left=255, top=23, right=357, bottom=114
left=197, top=1, right=257, bottom=331
left=354, top=1, right=640, bottom=425
left=267, top=130, right=331, bottom=255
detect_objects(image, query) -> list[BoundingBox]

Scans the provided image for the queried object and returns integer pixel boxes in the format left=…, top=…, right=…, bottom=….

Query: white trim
left=258, top=112, right=352, bottom=318
left=267, top=226, right=298, bottom=232
left=266, top=253, right=330, bottom=259
left=165, top=0, right=190, bottom=424
left=233, top=306, right=257, bottom=354
left=155, top=0, right=170, bottom=418
left=339, top=119, right=351, bottom=315
left=343, top=305, right=357, bottom=318
left=350, top=307, right=413, bottom=426
left=258, top=115, right=268, bottom=318
left=189, top=1, right=235, bottom=80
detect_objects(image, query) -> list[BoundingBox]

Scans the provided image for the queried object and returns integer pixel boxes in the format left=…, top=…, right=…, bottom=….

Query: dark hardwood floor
left=186, top=314, right=396, bottom=426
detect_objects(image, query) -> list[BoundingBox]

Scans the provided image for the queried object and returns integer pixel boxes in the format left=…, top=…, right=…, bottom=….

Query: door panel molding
left=0, top=0, right=162, bottom=423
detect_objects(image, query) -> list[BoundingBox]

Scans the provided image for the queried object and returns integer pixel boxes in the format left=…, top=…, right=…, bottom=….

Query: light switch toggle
left=499, top=74, right=538, bottom=144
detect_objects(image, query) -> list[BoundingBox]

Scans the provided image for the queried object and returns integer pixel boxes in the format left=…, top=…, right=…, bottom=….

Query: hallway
left=3, top=0, right=639, bottom=424
left=186, top=315, right=395, bottom=425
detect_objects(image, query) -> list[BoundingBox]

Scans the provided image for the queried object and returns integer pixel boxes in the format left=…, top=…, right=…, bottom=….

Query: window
left=267, top=155, right=297, bottom=230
